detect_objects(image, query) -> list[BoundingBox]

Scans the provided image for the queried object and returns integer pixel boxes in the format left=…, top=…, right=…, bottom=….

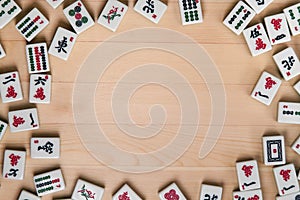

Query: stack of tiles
left=273, top=164, right=299, bottom=197
left=8, top=108, right=39, bottom=132
left=223, top=1, right=256, bottom=35
left=199, top=184, right=222, bottom=200
left=34, top=169, right=65, bottom=196
left=18, top=190, right=40, bottom=200
left=159, top=183, right=187, bottom=200
left=0, top=71, right=23, bottom=103
left=97, top=0, right=128, bottom=32
left=2, top=149, right=26, bottom=180
left=0, top=43, right=6, bottom=59
left=233, top=160, right=262, bottom=200
left=15, top=8, right=49, bottom=42
left=63, top=0, right=95, bottom=34
left=134, top=0, right=167, bottom=24
left=277, top=102, right=300, bottom=125
left=71, top=179, right=104, bottom=200
left=31, top=137, right=60, bottom=159
left=262, top=135, right=286, bottom=166
left=113, top=184, right=142, bottom=200
left=0, top=0, right=22, bottom=29
left=251, top=71, right=281, bottom=105
left=178, top=0, right=203, bottom=25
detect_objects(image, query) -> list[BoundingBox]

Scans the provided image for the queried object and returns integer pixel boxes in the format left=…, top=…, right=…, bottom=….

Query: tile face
left=291, top=135, right=300, bottom=155
left=25, top=43, right=50, bottom=74
left=0, top=71, right=23, bottom=103
left=71, top=179, right=104, bottom=200
left=277, top=102, right=300, bottom=125
left=251, top=71, right=281, bottom=105
left=29, top=74, right=51, bottom=104
left=294, top=80, right=300, bottom=95
left=283, top=3, right=300, bottom=36
left=2, top=149, right=26, bottom=180
left=159, top=183, right=187, bottom=200
left=0, top=43, right=6, bottom=59
left=48, top=27, right=77, bottom=61
left=63, top=0, right=95, bottom=34
left=0, top=119, right=7, bottom=140
left=34, top=169, right=65, bottom=196
left=264, top=13, right=291, bottom=45
left=113, top=184, right=142, bottom=200
left=8, top=108, right=39, bottom=133
left=236, top=160, right=261, bottom=191
left=243, top=23, right=272, bottom=56
left=223, top=1, right=256, bottom=35
left=18, top=190, right=41, bottom=200
left=232, top=189, right=263, bottom=200
left=273, top=47, right=300, bottom=81
left=276, top=192, right=300, bottom=200
left=0, top=0, right=22, bottom=29
left=15, top=8, right=49, bottom=42
left=46, top=0, right=64, bottom=9
left=134, top=0, right=167, bottom=24
left=31, top=137, right=60, bottom=159
left=245, top=0, right=273, bottom=14
left=178, top=0, right=203, bottom=25
left=262, top=135, right=286, bottom=166
left=273, top=163, right=299, bottom=196
left=97, top=0, right=128, bottom=32
left=199, top=184, right=222, bottom=200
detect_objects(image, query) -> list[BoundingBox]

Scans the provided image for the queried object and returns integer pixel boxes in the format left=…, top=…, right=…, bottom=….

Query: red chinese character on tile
left=271, top=18, right=282, bottom=31
left=280, top=169, right=291, bottom=181
left=118, top=191, right=130, bottom=200
left=6, top=85, right=17, bottom=98
left=9, top=153, right=21, bottom=166
left=247, top=194, right=260, bottom=200
left=242, top=165, right=254, bottom=177
left=265, top=77, right=277, bottom=89
left=34, top=87, right=45, bottom=100
left=12, top=115, right=25, bottom=127
left=255, top=38, right=266, bottom=50
left=164, top=189, right=179, bottom=200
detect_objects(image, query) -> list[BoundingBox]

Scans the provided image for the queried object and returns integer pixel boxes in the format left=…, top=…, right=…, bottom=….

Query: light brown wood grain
left=0, top=0, right=300, bottom=199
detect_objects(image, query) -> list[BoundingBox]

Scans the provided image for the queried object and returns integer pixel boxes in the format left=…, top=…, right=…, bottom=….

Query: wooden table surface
left=1, top=0, right=300, bottom=199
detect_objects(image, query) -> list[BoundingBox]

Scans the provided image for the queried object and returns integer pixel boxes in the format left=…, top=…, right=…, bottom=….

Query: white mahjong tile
left=223, top=1, right=256, bottom=35
left=71, top=179, right=104, bottom=200
left=8, top=108, right=39, bottom=133
left=276, top=191, right=300, bottom=200
left=48, top=27, right=77, bottom=61
left=97, top=0, right=128, bottom=32
left=291, top=135, right=300, bottom=155
left=245, top=0, right=273, bottom=14
left=29, top=74, right=51, bottom=104
left=18, top=190, right=41, bottom=200
left=0, top=43, right=6, bottom=59
left=264, top=13, right=291, bottom=45
left=0, top=0, right=22, bottom=29
left=283, top=3, right=300, bottom=36
left=243, top=23, right=272, bottom=56
left=273, top=163, right=299, bottom=196
left=15, top=8, right=49, bottom=42
left=199, top=184, right=222, bottom=200
left=63, top=0, right=95, bottom=34
left=113, top=184, right=142, bottom=200
left=2, top=149, right=26, bottom=180
left=294, top=80, right=300, bottom=95
left=251, top=71, right=281, bottom=106
left=34, top=169, right=65, bottom=196
left=46, top=0, right=64, bottom=9
left=25, top=43, right=50, bottom=74
left=159, top=183, right=187, bottom=200
left=0, top=119, right=7, bottom=140
left=134, top=0, right=167, bottom=24
left=232, top=189, right=262, bottom=200
left=273, top=47, right=300, bottom=81
left=0, top=71, right=23, bottom=103
left=236, top=160, right=261, bottom=191
left=278, top=102, right=300, bottom=124
left=262, top=135, right=286, bottom=166
left=178, top=0, right=203, bottom=25
left=31, top=137, right=60, bottom=159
